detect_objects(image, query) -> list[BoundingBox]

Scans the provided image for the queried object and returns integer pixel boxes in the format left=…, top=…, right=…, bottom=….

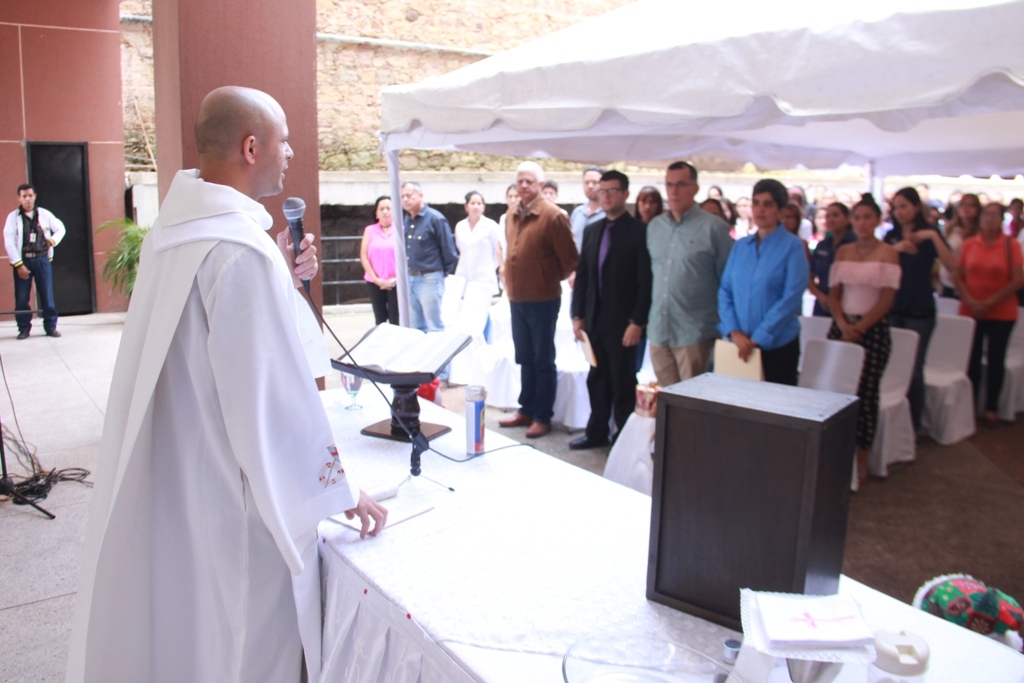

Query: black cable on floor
left=0, top=344, right=93, bottom=504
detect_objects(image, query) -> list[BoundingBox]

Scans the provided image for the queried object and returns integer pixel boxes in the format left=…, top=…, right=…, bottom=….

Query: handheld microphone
left=282, top=197, right=310, bottom=295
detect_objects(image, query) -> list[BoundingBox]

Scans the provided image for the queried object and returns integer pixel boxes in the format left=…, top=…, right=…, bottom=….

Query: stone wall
left=119, top=0, right=636, bottom=172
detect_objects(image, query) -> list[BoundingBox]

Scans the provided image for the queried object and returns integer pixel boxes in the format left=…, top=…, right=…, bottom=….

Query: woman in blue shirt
left=884, top=187, right=957, bottom=433
left=719, top=179, right=810, bottom=385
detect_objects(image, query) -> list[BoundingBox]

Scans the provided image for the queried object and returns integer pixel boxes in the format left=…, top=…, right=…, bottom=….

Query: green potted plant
left=97, top=218, right=150, bottom=298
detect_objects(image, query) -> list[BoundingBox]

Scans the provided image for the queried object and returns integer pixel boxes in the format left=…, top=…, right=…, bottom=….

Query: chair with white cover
left=440, top=274, right=467, bottom=329
left=798, top=339, right=864, bottom=395
left=935, top=296, right=960, bottom=316
left=799, top=315, right=833, bottom=371
left=445, top=282, right=495, bottom=385
left=603, top=412, right=656, bottom=496
left=798, top=338, right=864, bottom=492
left=921, top=314, right=976, bottom=445
left=868, top=328, right=919, bottom=477
left=999, top=310, right=1024, bottom=421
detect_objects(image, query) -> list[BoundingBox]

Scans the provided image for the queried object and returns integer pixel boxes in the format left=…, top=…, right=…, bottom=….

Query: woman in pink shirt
left=360, top=196, right=399, bottom=325
left=827, top=195, right=901, bottom=486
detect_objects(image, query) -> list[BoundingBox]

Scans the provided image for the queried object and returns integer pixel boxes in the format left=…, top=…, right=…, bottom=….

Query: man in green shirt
left=646, top=161, right=733, bottom=387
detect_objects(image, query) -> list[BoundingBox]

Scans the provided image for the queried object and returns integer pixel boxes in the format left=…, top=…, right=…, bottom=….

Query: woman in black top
left=884, top=187, right=958, bottom=433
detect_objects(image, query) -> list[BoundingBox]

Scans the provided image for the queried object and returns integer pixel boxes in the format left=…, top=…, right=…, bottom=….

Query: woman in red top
left=952, top=202, right=1024, bottom=426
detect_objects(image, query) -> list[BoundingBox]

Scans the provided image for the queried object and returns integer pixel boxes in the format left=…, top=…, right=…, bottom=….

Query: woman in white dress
left=454, top=191, right=503, bottom=295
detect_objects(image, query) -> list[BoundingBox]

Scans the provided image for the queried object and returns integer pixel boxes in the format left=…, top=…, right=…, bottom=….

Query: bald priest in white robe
left=67, top=87, right=387, bottom=683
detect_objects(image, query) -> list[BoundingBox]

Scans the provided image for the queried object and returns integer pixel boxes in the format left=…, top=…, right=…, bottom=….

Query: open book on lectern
left=331, top=323, right=472, bottom=385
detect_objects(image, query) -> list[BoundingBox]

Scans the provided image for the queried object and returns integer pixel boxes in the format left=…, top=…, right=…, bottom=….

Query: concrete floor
left=1, top=307, right=1021, bottom=682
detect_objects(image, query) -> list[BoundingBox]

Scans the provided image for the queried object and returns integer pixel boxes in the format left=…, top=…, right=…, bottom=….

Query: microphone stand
left=0, top=415, right=55, bottom=519
left=284, top=198, right=433, bottom=479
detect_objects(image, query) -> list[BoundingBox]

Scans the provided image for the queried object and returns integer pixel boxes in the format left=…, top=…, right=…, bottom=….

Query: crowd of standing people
left=358, top=162, right=1024, bottom=483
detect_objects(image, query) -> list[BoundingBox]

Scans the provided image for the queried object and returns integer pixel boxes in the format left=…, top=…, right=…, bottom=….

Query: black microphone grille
left=282, top=197, right=306, bottom=221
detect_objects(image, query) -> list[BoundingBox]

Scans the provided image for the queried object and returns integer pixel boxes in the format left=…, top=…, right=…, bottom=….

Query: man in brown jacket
left=499, top=161, right=579, bottom=438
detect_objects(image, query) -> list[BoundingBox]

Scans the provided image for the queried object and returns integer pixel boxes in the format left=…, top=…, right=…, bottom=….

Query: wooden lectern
left=646, top=374, right=859, bottom=631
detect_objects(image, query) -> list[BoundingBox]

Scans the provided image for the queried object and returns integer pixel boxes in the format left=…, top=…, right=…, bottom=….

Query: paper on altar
left=756, top=592, right=874, bottom=650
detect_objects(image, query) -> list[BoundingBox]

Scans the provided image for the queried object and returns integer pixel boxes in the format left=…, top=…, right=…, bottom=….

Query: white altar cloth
left=317, top=389, right=1024, bottom=682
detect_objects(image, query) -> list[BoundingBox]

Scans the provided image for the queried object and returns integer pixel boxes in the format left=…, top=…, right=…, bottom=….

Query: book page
left=339, top=324, right=469, bottom=375
left=339, top=324, right=425, bottom=373
left=393, top=329, right=468, bottom=374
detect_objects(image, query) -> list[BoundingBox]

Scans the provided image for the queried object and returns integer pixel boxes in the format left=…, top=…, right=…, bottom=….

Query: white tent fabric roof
left=380, top=0, right=1024, bottom=176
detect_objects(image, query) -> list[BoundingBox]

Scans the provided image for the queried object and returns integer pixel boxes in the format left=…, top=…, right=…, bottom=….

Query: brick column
left=153, top=0, right=322, bottom=311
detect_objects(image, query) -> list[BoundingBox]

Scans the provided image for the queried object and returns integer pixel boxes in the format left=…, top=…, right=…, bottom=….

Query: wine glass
left=341, top=372, right=364, bottom=410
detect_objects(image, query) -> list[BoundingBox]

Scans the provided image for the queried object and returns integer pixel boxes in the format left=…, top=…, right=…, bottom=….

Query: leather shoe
left=16, top=330, right=29, bottom=340
left=499, top=413, right=532, bottom=428
left=525, top=421, right=551, bottom=438
left=45, top=329, right=61, bottom=338
left=569, top=435, right=609, bottom=450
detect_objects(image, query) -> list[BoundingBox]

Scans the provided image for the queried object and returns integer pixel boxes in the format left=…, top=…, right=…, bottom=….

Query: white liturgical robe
left=67, top=170, right=358, bottom=683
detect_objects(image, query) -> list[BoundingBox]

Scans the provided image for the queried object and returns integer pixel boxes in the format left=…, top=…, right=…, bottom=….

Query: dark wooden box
left=646, top=373, right=859, bottom=631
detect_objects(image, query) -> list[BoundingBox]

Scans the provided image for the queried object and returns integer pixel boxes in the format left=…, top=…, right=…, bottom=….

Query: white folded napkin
left=756, top=592, right=874, bottom=650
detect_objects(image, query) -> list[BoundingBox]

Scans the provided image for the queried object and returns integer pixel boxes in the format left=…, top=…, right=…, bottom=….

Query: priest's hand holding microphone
left=278, top=197, right=388, bottom=539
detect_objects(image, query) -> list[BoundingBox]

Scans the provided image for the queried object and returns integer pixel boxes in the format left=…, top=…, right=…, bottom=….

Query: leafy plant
left=97, top=218, right=150, bottom=298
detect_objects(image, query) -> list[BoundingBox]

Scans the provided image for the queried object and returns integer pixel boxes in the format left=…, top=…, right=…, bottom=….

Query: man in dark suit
left=570, top=170, right=652, bottom=449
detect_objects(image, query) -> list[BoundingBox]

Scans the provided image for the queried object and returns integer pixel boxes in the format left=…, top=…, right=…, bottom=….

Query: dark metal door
left=26, top=142, right=95, bottom=315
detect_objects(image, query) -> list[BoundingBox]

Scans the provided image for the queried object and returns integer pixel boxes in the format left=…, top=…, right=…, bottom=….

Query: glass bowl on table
left=563, top=633, right=746, bottom=683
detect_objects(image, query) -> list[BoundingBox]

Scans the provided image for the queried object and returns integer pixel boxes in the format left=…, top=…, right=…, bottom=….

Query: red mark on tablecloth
left=364, top=589, right=368, bottom=595
left=406, top=613, right=412, bottom=620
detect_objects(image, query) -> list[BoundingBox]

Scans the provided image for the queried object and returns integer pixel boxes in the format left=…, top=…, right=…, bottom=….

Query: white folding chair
left=797, top=338, right=864, bottom=493
left=440, top=274, right=467, bottom=329
left=935, top=296, right=960, bottom=316
left=996, top=311, right=1024, bottom=421
left=921, top=314, right=976, bottom=445
left=799, top=315, right=833, bottom=371
left=802, top=290, right=817, bottom=317
left=798, top=339, right=864, bottom=396
left=869, top=328, right=919, bottom=477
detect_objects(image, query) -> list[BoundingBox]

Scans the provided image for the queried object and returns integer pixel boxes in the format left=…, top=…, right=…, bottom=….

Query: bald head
left=195, top=86, right=284, bottom=161
left=194, top=86, right=293, bottom=199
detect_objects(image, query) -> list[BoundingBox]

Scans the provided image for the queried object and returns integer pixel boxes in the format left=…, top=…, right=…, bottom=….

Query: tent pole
left=385, top=146, right=411, bottom=327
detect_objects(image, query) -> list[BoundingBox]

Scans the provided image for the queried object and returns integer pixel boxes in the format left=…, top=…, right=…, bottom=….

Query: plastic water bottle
left=465, top=386, right=487, bottom=456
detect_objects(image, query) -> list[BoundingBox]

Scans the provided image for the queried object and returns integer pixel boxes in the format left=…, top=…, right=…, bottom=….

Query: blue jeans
left=888, top=314, right=935, bottom=433
left=408, top=270, right=447, bottom=379
left=14, top=256, right=57, bottom=333
left=408, top=271, right=444, bottom=333
left=510, top=298, right=560, bottom=424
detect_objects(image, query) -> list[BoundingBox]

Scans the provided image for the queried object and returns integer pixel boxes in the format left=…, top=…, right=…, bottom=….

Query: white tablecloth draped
left=317, top=388, right=1024, bottom=682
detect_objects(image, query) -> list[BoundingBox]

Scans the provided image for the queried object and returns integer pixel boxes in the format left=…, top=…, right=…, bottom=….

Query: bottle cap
left=722, top=638, right=741, bottom=665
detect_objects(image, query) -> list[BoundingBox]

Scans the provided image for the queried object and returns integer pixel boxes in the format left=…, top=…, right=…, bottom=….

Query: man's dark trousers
left=511, top=298, right=560, bottom=424
left=14, top=256, right=57, bottom=333
left=585, top=322, right=638, bottom=442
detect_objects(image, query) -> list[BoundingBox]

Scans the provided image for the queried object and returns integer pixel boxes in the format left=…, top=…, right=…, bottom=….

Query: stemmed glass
left=340, top=372, right=364, bottom=410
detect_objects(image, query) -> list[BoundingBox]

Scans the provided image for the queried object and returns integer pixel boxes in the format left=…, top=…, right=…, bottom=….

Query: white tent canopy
left=381, top=0, right=1024, bottom=178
